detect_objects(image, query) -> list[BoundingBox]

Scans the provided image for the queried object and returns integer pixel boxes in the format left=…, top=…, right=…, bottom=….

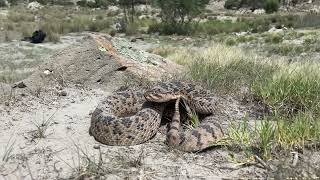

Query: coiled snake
left=89, top=81, right=224, bottom=152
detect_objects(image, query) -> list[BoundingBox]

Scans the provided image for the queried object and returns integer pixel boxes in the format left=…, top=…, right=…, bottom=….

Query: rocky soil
left=1, top=32, right=320, bottom=179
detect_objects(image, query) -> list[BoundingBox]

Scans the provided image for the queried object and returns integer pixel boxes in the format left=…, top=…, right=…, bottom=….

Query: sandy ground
left=0, top=85, right=268, bottom=180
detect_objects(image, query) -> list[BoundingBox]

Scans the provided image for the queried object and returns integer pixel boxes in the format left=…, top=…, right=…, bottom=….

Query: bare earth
left=0, top=85, right=266, bottom=179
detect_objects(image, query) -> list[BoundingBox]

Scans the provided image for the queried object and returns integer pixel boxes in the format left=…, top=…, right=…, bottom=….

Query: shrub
left=124, top=23, right=139, bottom=35
left=36, top=0, right=49, bottom=5
left=95, top=0, right=109, bottom=8
left=148, top=22, right=194, bottom=35
left=77, top=0, right=87, bottom=7
left=7, top=0, right=19, bottom=6
left=0, top=0, right=6, bottom=7
left=224, top=0, right=266, bottom=11
left=224, top=0, right=241, bottom=10
left=242, top=0, right=265, bottom=10
left=51, top=0, right=74, bottom=6
left=265, top=33, right=283, bottom=44
left=109, top=29, right=116, bottom=36
left=89, top=19, right=111, bottom=32
left=46, top=32, right=60, bottom=43
left=77, top=0, right=109, bottom=8
left=264, top=0, right=279, bottom=14
left=225, top=37, right=237, bottom=46
left=154, top=0, right=210, bottom=24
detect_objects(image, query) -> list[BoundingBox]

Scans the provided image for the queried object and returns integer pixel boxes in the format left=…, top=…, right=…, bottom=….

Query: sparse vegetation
left=224, top=0, right=279, bottom=13
left=224, top=0, right=241, bottom=10
left=67, top=143, right=145, bottom=179
left=30, top=112, right=56, bottom=139
left=1, top=136, right=15, bottom=162
left=265, top=33, right=283, bottom=43
left=154, top=0, right=210, bottom=24
left=264, top=0, right=280, bottom=13
left=162, top=42, right=320, bottom=161
left=0, top=0, right=6, bottom=7
left=76, top=0, right=110, bottom=9
left=0, top=6, right=112, bottom=43
left=7, top=0, right=18, bottom=6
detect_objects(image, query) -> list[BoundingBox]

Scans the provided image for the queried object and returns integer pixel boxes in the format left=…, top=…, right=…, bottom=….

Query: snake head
left=144, top=87, right=181, bottom=102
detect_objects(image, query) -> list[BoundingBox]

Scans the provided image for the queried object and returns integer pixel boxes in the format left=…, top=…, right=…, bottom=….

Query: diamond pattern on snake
left=89, top=81, right=224, bottom=152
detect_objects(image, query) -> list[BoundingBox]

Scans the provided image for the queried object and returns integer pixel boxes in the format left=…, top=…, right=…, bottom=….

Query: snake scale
left=89, top=81, right=224, bottom=152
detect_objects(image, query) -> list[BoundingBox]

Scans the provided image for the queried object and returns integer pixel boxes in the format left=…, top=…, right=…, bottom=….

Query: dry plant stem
left=254, top=155, right=272, bottom=170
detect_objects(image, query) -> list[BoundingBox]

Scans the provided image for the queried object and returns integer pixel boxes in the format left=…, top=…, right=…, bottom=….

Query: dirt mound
left=23, top=33, right=183, bottom=92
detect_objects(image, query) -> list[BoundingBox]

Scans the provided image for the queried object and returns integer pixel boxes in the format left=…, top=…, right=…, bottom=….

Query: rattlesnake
left=89, top=81, right=224, bottom=152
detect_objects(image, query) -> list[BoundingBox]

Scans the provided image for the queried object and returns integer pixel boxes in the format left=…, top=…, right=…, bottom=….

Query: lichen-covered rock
left=24, top=33, right=183, bottom=92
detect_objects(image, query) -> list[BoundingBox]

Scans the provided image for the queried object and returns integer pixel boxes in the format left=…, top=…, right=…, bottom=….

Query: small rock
left=43, top=70, right=52, bottom=75
left=89, top=111, right=93, bottom=115
left=57, top=90, right=67, bottom=96
left=235, top=31, right=249, bottom=36
left=93, top=145, right=100, bottom=149
left=268, top=27, right=284, bottom=34
left=253, top=9, right=265, bottom=15
left=55, top=85, right=63, bottom=90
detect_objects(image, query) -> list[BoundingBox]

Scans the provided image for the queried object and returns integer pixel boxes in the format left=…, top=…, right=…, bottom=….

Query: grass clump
left=275, top=113, right=320, bottom=150
left=225, top=37, right=237, bottom=46
left=0, top=70, right=33, bottom=84
left=189, top=57, right=275, bottom=92
left=169, top=43, right=320, bottom=116
left=168, top=43, right=320, bottom=161
left=30, top=112, right=56, bottom=139
left=7, top=10, right=35, bottom=23
left=236, top=35, right=257, bottom=43
left=265, top=33, right=283, bottom=44
left=147, top=46, right=177, bottom=58
left=252, top=63, right=320, bottom=115
left=167, top=44, right=277, bottom=93
left=124, top=23, right=139, bottom=35
left=1, top=136, right=15, bottom=163
left=267, top=44, right=307, bottom=56
left=226, top=113, right=320, bottom=160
